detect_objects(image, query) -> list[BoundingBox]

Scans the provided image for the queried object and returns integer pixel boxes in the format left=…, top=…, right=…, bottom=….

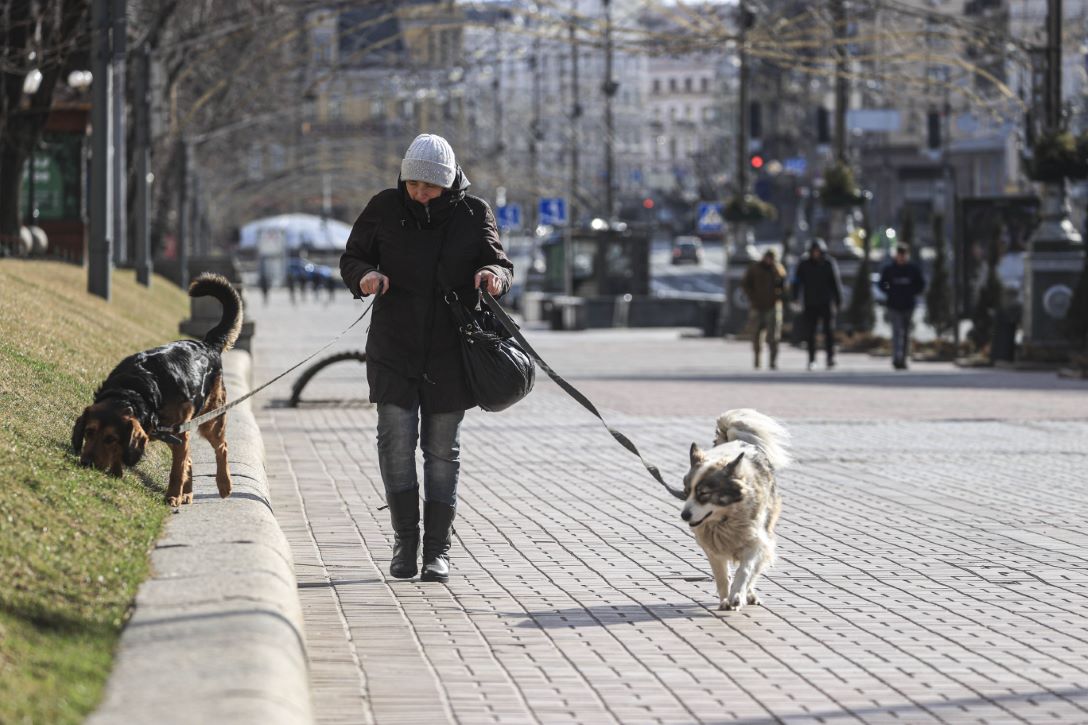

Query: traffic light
left=749, top=154, right=765, bottom=170
left=642, top=197, right=655, bottom=209
left=927, top=110, right=941, bottom=150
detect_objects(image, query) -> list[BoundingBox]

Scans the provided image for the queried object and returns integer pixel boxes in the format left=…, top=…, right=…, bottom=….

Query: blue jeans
left=376, top=403, right=464, bottom=506
left=888, top=307, right=914, bottom=365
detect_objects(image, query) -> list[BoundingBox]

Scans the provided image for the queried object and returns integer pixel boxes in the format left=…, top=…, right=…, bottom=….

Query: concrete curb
left=87, top=351, right=313, bottom=725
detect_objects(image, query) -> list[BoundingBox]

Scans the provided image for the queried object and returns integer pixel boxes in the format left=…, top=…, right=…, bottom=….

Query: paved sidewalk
left=250, top=290, right=1088, bottom=724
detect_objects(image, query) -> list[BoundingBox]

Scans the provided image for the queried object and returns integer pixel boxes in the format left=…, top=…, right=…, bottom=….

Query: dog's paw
left=166, top=495, right=181, bottom=508
left=720, top=594, right=745, bottom=611
left=180, top=492, right=194, bottom=505
left=746, top=590, right=762, bottom=606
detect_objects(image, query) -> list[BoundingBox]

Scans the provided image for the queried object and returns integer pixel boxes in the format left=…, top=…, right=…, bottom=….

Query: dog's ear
left=71, top=408, right=89, bottom=454
left=689, top=442, right=706, bottom=467
left=123, top=418, right=149, bottom=467
left=723, top=451, right=745, bottom=476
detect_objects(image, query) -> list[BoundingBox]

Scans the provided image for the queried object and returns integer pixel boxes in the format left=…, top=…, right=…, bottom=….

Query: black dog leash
left=164, top=294, right=377, bottom=436
left=482, top=291, right=686, bottom=501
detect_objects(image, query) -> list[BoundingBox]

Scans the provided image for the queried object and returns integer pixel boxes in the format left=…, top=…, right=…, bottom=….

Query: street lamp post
left=110, top=0, right=126, bottom=267
left=602, top=0, right=617, bottom=221
left=1022, top=0, right=1085, bottom=360
left=88, top=0, right=112, bottom=300
left=134, top=44, right=152, bottom=286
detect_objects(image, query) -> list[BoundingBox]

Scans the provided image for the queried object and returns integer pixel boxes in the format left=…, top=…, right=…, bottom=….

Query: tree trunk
left=0, top=142, right=26, bottom=241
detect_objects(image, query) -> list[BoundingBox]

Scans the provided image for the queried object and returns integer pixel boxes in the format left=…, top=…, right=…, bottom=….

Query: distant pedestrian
left=792, top=239, right=844, bottom=370
left=742, top=249, right=788, bottom=369
left=340, top=133, right=513, bottom=583
left=286, top=272, right=297, bottom=305
left=258, top=266, right=270, bottom=305
left=879, top=244, right=926, bottom=370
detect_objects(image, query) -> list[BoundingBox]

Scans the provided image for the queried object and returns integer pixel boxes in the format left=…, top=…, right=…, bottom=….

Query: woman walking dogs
left=341, top=134, right=513, bottom=582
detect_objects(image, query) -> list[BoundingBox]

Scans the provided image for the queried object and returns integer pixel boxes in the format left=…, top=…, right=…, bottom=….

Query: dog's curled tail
left=189, top=273, right=244, bottom=352
left=714, top=408, right=792, bottom=470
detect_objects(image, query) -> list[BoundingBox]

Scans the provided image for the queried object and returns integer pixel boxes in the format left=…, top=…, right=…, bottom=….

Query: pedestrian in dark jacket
left=742, top=249, right=788, bottom=369
left=792, top=238, right=844, bottom=370
left=878, top=244, right=926, bottom=369
left=340, top=133, right=513, bottom=583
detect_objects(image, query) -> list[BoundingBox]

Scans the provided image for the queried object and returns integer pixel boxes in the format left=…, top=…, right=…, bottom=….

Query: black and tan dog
left=72, top=273, right=242, bottom=506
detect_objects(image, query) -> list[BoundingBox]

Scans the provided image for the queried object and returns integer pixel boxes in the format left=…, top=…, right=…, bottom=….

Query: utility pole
left=494, top=22, right=505, bottom=183
left=177, top=139, right=190, bottom=289
left=111, top=0, right=126, bottom=266
left=134, top=43, right=151, bottom=286
left=566, top=2, right=582, bottom=297
left=735, top=0, right=749, bottom=204
left=530, top=31, right=542, bottom=230
left=831, top=0, right=848, bottom=164
left=88, top=0, right=112, bottom=300
left=602, top=0, right=617, bottom=220
left=721, top=0, right=752, bottom=335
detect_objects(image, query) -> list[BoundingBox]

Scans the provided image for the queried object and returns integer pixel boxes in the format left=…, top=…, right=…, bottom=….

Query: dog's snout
left=680, top=508, right=692, bottom=521
left=79, top=457, right=92, bottom=468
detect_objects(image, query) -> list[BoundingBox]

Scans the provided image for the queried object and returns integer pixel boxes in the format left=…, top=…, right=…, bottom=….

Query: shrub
left=820, top=163, right=866, bottom=208
left=1024, top=130, right=1088, bottom=183
left=723, top=194, right=777, bottom=223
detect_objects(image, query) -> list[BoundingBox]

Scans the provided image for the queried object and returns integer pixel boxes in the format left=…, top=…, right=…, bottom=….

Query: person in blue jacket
left=878, top=244, right=926, bottom=370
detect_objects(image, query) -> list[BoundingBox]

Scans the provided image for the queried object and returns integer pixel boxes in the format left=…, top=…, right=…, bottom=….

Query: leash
left=482, top=291, right=687, bottom=501
left=165, top=287, right=686, bottom=502
left=165, top=296, right=377, bottom=436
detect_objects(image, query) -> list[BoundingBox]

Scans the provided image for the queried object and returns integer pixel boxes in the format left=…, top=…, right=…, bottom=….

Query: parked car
left=671, top=236, right=703, bottom=265
left=287, top=256, right=336, bottom=292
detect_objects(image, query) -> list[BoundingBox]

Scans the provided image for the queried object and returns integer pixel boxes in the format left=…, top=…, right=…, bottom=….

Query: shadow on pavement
left=512, top=602, right=714, bottom=628
left=571, top=370, right=1088, bottom=392
left=717, top=686, right=1088, bottom=725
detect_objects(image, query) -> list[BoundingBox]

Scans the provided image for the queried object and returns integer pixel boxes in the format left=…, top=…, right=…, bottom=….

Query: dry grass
left=0, top=260, right=190, bottom=724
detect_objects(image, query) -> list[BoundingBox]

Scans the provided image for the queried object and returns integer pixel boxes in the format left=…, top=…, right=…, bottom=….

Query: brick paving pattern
left=249, top=291, right=1088, bottom=724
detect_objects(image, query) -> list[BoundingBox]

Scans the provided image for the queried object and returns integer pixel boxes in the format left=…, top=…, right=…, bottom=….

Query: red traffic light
left=642, top=197, right=655, bottom=209
left=750, top=154, right=764, bottom=169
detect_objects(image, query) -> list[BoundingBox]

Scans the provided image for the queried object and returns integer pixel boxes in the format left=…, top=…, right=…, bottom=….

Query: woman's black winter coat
left=340, top=171, right=514, bottom=413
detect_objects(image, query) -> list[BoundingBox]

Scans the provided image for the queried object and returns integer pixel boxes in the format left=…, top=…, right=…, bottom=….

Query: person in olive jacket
left=340, top=134, right=513, bottom=583
left=792, top=238, right=844, bottom=370
left=741, top=249, right=788, bottom=369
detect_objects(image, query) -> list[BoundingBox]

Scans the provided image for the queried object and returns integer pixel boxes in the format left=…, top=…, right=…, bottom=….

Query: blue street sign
left=496, top=203, right=522, bottom=230
left=784, top=156, right=807, bottom=175
left=696, top=202, right=724, bottom=234
left=538, top=197, right=568, bottom=226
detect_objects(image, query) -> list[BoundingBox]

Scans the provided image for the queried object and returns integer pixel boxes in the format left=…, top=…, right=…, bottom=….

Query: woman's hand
left=360, top=271, right=389, bottom=296
left=474, top=269, right=504, bottom=296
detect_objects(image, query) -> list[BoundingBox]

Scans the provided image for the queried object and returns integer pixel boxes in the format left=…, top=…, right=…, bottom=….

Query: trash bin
left=701, top=302, right=721, bottom=337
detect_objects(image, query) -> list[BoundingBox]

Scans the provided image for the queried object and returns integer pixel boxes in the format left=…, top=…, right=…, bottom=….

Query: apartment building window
left=311, top=31, right=334, bottom=65
left=701, top=77, right=709, bottom=93
left=247, top=144, right=263, bottom=180
left=268, top=143, right=286, bottom=172
left=327, top=95, right=343, bottom=121
left=684, top=77, right=692, bottom=92
left=653, top=78, right=661, bottom=93
left=669, top=78, right=677, bottom=92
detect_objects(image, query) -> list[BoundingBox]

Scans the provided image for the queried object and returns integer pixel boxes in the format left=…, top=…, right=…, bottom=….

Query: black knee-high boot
left=420, top=500, right=456, bottom=582
left=386, top=489, right=420, bottom=579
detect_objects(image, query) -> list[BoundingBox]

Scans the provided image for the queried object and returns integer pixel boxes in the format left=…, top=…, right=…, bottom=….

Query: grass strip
left=0, top=260, right=190, bottom=724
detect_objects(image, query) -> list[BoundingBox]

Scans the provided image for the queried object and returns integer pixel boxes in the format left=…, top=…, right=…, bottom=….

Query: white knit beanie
left=400, top=133, right=456, bottom=189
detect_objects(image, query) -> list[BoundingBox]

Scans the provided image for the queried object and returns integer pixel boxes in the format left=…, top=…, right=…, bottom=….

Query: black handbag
left=442, top=288, right=535, bottom=412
